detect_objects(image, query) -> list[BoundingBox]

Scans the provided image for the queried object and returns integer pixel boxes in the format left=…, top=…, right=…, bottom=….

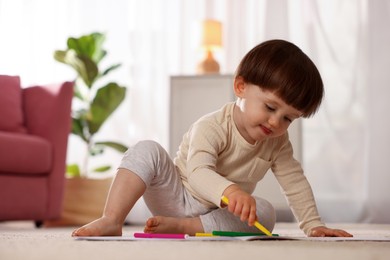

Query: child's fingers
left=223, top=192, right=258, bottom=225
left=233, top=201, right=244, bottom=217
left=227, top=199, right=236, bottom=213
left=310, top=227, right=353, bottom=238
left=233, top=200, right=257, bottom=224
left=247, top=206, right=257, bottom=226
left=240, top=204, right=251, bottom=222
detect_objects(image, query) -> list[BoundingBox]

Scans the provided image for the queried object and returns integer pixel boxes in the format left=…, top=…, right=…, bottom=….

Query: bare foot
left=71, top=216, right=123, bottom=237
left=143, top=216, right=203, bottom=236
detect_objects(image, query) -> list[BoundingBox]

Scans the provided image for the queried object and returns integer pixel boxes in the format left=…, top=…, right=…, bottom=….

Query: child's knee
left=133, top=140, right=166, bottom=161
left=121, top=140, right=165, bottom=180
left=254, top=197, right=276, bottom=231
left=135, top=140, right=162, bottom=152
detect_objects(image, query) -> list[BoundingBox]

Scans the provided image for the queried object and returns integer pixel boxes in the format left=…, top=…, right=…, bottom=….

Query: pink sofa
left=0, top=75, right=73, bottom=225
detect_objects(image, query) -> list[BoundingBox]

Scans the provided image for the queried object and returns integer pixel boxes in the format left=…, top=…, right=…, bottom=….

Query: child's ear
left=233, top=76, right=246, bottom=97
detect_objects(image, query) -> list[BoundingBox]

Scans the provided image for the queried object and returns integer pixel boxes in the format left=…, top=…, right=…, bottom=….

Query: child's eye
left=266, top=104, right=275, bottom=111
left=284, top=116, right=292, bottom=123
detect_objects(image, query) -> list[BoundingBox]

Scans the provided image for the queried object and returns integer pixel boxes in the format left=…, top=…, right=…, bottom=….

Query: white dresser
left=169, top=75, right=235, bottom=157
left=169, top=75, right=301, bottom=221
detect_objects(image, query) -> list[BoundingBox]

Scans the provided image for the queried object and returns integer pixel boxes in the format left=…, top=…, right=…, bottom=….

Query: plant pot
left=45, top=177, right=112, bottom=227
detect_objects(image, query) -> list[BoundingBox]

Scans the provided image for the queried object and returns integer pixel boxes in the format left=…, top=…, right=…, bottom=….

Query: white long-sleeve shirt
left=174, top=102, right=324, bottom=234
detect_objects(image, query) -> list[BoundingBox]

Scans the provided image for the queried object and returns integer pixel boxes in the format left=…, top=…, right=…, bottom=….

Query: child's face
left=234, top=82, right=302, bottom=144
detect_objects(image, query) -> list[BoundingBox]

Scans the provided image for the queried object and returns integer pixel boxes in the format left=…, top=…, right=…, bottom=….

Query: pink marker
left=134, top=233, right=188, bottom=239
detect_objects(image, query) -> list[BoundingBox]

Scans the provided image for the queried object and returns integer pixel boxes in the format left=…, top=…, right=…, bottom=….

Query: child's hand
left=222, top=185, right=257, bottom=226
left=309, top=226, right=353, bottom=237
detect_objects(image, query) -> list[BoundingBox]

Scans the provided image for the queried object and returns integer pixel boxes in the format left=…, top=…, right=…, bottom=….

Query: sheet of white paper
left=74, top=235, right=390, bottom=242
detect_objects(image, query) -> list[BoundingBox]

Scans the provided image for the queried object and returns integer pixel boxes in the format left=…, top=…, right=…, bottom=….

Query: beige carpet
left=1, top=221, right=389, bottom=260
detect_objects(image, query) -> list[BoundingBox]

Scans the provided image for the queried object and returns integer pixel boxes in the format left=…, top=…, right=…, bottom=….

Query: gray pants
left=119, top=140, right=276, bottom=233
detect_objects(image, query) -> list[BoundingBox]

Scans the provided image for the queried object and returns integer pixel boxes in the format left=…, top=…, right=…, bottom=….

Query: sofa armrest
left=23, top=81, right=74, bottom=218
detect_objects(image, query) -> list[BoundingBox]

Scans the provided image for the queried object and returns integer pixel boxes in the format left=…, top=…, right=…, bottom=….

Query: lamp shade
left=201, top=20, right=222, bottom=50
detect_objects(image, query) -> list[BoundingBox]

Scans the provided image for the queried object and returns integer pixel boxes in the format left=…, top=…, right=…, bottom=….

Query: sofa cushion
left=0, top=75, right=27, bottom=133
left=0, top=131, right=52, bottom=174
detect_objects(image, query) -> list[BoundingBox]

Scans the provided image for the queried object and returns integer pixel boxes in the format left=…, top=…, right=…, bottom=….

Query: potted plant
left=46, top=32, right=128, bottom=226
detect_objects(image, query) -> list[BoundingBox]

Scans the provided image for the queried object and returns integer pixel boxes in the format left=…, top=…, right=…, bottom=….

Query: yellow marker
left=195, top=233, right=214, bottom=237
left=221, top=196, right=272, bottom=237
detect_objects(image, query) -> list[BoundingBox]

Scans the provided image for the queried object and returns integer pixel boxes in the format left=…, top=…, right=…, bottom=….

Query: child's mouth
left=260, top=125, right=272, bottom=135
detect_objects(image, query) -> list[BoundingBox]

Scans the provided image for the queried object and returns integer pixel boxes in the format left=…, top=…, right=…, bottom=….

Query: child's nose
left=269, top=116, right=281, bottom=128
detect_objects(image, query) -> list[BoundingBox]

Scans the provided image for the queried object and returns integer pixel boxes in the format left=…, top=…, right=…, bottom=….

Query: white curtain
left=1, top=0, right=389, bottom=223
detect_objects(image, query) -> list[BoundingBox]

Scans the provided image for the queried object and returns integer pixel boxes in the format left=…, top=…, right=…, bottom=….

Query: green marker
left=212, top=231, right=279, bottom=237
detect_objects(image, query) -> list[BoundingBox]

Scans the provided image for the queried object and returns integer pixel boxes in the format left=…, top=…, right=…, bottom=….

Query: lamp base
left=197, top=50, right=220, bottom=74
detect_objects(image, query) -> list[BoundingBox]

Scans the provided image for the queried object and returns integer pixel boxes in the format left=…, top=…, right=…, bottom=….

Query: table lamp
left=197, top=19, right=222, bottom=74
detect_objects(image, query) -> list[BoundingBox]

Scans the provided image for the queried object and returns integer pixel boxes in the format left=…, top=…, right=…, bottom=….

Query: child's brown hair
left=235, top=39, right=324, bottom=117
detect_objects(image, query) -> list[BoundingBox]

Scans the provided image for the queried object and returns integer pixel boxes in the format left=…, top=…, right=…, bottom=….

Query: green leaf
left=66, top=164, right=81, bottom=178
left=73, top=83, right=85, bottom=101
left=71, top=118, right=83, bottom=137
left=54, top=50, right=98, bottom=87
left=93, top=165, right=111, bottom=173
left=101, top=64, right=121, bottom=77
left=88, top=83, right=126, bottom=135
left=89, top=144, right=105, bottom=156
left=67, top=32, right=107, bottom=64
left=76, top=55, right=99, bottom=87
left=95, top=141, right=128, bottom=153
left=53, top=49, right=67, bottom=63
left=71, top=115, right=88, bottom=142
